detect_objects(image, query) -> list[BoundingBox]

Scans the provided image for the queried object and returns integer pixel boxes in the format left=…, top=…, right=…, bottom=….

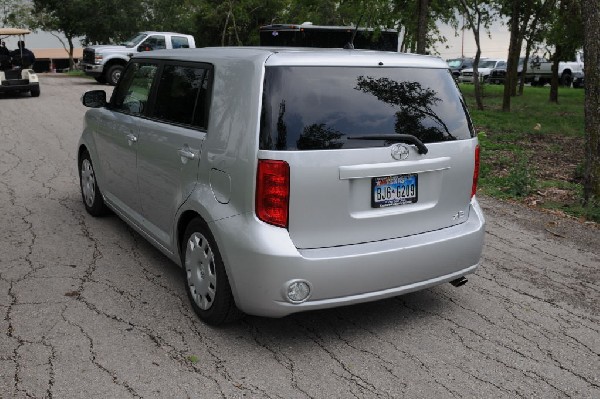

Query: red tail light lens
left=472, top=145, right=480, bottom=198
left=256, top=160, right=290, bottom=228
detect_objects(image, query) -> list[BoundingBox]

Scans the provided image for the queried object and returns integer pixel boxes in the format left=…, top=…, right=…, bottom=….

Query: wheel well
left=177, top=211, right=203, bottom=259
left=562, top=69, right=572, bottom=76
left=105, top=59, right=127, bottom=69
left=77, top=145, right=89, bottom=167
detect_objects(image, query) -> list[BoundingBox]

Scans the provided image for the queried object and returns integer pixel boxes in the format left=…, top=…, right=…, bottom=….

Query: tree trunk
left=416, top=0, right=429, bottom=54
left=582, top=0, right=600, bottom=205
left=519, top=44, right=533, bottom=96
left=67, top=36, right=74, bottom=71
left=473, top=34, right=484, bottom=111
left=512, top=4, right=532, bottom=97
left=549, top=49, right=560, bottom=103
left=503, top=0, right=520, bottom=112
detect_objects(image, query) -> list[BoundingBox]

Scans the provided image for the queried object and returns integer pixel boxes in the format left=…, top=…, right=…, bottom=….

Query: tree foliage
left=1, top=0, right=32, bottom=27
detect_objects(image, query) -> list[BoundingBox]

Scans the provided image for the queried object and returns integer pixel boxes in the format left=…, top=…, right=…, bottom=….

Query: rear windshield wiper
left=347, top=134, right=429, bottom=155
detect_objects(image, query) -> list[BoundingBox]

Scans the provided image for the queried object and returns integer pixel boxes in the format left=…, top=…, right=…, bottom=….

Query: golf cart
left=0, top=28, right=40, bottom=97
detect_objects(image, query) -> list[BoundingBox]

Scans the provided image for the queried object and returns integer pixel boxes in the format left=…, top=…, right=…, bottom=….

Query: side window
left=497, top=61, right=506, bottom=68
left=152, top=64, right=211, bottom=129
left=171, top=36, right=190, bottom=49
left=141, top=35, right=166, bottom=51
left=111, top=62, right=158, bottom=115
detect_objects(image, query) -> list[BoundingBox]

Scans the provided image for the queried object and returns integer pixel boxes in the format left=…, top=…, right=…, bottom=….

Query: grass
left=460, top=83, right=599, bottom=222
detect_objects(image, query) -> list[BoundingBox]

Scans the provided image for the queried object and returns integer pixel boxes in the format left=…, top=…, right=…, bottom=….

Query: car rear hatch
left=259, top=59, right=478, bottom=250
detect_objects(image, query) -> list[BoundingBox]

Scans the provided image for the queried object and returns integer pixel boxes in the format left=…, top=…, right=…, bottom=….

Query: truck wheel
left=30, top=86, right=40, bottom=97
left=560, top=73, right=572, bottom=87
left=107, top=65, right=124, bottom=86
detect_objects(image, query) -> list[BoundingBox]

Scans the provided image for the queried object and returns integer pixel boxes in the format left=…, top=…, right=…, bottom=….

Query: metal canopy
left=0, top=28, right=31, bottom=35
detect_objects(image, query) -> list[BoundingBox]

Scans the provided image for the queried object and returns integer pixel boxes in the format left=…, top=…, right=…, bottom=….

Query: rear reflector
left=472, top=145, right=480, bottom=198
left=256, top=160, right=290, bottom=228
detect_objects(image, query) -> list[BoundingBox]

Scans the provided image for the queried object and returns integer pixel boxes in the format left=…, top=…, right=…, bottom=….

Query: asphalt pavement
left=0, top=76, right=598, bottom=398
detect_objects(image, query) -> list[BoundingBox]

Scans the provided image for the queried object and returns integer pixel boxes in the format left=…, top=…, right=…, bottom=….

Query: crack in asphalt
left=243, top=321, right=316, bottom=399
left=333, top=313, right=462, bottom=397
left=295, top=320, right=391, bottom=398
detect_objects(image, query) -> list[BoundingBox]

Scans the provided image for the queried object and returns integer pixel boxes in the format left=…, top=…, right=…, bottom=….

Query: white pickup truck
left=80, top=31, right=196, bottom=85
left=525, top=51, right=584, bottom=87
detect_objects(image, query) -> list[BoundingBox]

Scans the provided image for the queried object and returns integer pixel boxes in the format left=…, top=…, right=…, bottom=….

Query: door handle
left=126, top=133, right=138, bottom=145
left=178, top=148, right=196, bottom=160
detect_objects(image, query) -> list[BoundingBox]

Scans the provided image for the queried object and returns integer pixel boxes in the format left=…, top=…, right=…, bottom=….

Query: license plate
left=372, top=174, right=418, bottom=208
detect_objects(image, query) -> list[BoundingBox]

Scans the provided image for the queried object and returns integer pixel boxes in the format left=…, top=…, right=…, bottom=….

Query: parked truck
left=80, top=31, right=196, bottom=85
left=524, top=51, right=584, bottom=87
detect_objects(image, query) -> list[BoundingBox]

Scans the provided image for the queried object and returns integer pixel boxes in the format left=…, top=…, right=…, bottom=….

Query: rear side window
left=260, top=66, right=474, bottom=151
left=171, top=36, right=190, bottom=49
left=152, top=64, right=211, bottom=129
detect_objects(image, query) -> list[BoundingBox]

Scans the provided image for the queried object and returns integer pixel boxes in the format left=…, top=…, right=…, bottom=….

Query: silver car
left=78, top=47, right=485, bottom=325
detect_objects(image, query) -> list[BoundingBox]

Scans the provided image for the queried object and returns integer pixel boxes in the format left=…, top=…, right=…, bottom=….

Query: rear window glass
left=260, top=66, right=474, bottom=151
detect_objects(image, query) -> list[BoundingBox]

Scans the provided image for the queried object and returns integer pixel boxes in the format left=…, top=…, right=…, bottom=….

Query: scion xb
left=78, top=47, right=485, bottom=325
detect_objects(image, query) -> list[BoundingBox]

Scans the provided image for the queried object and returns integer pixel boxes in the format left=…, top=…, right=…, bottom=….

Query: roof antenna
left=344, top=14, right=364, bottom=49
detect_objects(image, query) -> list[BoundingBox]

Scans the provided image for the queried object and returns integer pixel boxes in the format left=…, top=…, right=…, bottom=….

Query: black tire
left=30, top=86, right=40, bottom=97
left=106, top=64, right=124, bottom=86
left=79, top=150, right=108, bottom=216
left=94, top=76, right=107, bottom=84
left=560, top=72, right=572, bottom=87
left=181, top=218, right=240, bottom=325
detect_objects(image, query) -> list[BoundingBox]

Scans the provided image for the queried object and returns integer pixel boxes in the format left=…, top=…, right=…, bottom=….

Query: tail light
left=472, top=145, right=480, bottom=198
left=256, top=160, right=290, bottom=228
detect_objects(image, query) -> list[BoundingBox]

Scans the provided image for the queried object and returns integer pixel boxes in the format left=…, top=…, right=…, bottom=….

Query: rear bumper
left=0, top=81, right=39, bottom=93
left=211, top=198, right=486, bottom=317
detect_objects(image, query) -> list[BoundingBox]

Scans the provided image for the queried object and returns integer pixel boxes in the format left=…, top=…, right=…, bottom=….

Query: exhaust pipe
left=449, top=277, right=468, bottom=287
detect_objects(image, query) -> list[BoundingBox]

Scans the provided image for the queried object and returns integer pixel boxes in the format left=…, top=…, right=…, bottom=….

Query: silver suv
left=78, top=47, right=485, bottom=325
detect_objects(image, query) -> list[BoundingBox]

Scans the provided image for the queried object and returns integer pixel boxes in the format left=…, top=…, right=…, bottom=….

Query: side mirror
left=81, top=90, right=107, bottom=108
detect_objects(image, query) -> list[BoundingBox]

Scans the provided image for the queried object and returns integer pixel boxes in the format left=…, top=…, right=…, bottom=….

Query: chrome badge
left=391, top=144, right=410, bottom=160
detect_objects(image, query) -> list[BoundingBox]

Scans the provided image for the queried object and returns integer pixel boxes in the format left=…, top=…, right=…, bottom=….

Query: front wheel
left=94, top=76, right=106, bottom=84
left=106, top=65, right=124, bottom=86
left=79, top=150, right=108, bottom=216
left=182, top=218, right=240, bottom=325
left=30, top=86, right=40, bottom=97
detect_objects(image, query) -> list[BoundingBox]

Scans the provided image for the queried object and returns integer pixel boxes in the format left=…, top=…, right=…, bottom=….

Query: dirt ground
left=483, top=130, right=597, bottom=223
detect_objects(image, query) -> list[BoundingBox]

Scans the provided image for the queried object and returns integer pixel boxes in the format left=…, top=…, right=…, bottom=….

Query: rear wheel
left=79, top=150, right=108, bottom=216
left=106, top=65, right=124, bottom=86
left=560, top=72, right=572, bottom=87
left=181, top=218, right=240, bottom=325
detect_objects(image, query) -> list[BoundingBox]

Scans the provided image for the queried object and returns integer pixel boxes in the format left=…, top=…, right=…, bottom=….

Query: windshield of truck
left=446, top=59, right=462, bottom=68
left=479, top=60, right=498, bottom=68
left=260, top=66, right=474, bottom=151
left=121, top=33, right=147, bottom=48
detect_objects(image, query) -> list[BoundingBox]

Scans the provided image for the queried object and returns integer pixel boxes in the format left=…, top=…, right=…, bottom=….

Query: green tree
left=498, top=0, right=557, bottom=111
left=191, top=0, right=289, bottom=47
left=82, top=0, right=145, bottom=44
left=544, top=0, right=583, bottom=103
left=392, top=0, right=458, bottom=54
left=1, top=0, right=32, bottom=27
left=31, top=0, right=91, bottom=69
left=457, top=0, right=496, bottom=110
